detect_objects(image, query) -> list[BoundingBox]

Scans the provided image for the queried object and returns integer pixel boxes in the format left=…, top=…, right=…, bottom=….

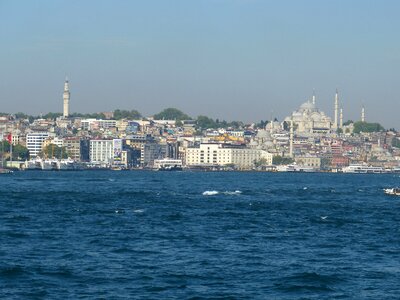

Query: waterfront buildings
left=1, top=80, right=399, bottom=171
left=186, top=143, right=273, bottom=169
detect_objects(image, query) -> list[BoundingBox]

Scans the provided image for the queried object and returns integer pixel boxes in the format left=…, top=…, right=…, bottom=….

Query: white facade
left=185, top=143, right=273, bottom=169
left=63, top=79, right=70, bottom=118
left=81, top=119, right=117, bottom=131
left=90, top=140, right=113, bottom=163
left=26, top=132, right=51, bottom=158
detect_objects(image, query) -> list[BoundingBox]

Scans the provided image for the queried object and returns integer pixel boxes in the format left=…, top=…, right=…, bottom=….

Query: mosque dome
left=284, top=96, right=332, bottom=133
left=300, top=101, right=316, bottom=111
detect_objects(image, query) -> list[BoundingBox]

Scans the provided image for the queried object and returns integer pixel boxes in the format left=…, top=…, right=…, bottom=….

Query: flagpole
left=10, top=141, right=13, bottom=167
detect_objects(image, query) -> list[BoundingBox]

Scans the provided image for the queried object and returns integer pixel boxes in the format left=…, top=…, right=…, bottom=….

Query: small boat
left=153, top=158, right=183, bottom=171
left=384, top=188, right=400, bottom=196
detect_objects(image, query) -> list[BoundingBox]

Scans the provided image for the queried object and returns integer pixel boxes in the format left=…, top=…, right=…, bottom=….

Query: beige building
left=186, top=143, right=273, bottom=169
left=295, top=156, right=321, bottom=168
left=64, top=138, right=81, bottom=160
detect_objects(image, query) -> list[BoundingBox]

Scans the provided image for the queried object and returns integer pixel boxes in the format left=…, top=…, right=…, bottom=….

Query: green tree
left=272, top=155, right=294, bottom=165
left=343, top=120, right=353, bottom=126
left=39, top=144, right=69, bottom=159
left=392, top=137, right=400, bottom=148
left=69, top=112, right=106, bottom=119
left=153, top=108, right=191, bottom=120
left=254, top=158, right=268, bottom=167
left=196, top=115, right=217, bottom=129
left=0, top=142, right=29, bottom=161
left=0, top=140, right=10, bottom=153
left=113, top=109, right=142, bottom=120
left=42, top=112, right=63, bottom=120
left=12, top=144, right=29, bottom=160
left=353, top=121, right=384, bottom=133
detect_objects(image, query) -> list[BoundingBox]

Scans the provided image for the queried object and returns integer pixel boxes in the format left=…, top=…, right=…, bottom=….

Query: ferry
left=25, top=157, right=44, bottom=170
left=342, top=164, right=386, bottom=174
left=392, top=167, right=400, bottom=173
left=58, top=158, right=75, bottom=170
left=276, top=164, right=316, bottom=172
left=153, top=158, right=183, bottom=171
left=384, top=188, right=400, bottom=196
left=25, top=157, right=83, bottom=170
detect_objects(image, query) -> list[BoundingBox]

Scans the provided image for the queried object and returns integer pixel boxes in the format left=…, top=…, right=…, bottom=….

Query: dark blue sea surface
left=1, top=171, right=400, bottom=299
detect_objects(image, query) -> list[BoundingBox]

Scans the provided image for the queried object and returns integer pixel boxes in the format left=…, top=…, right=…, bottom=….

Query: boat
left=342, top=164, right=386, bottom=174
left=25, top=157, right=44, bottom=170
left=153, top=158, right=183, bottom=171
left=58, top=158, right=78, bottom=170
left=0, top=168, right=12, bottom=174
left=276, top=164, right=316, bottom=172
left=392, top=167, right=400, bottom=173
left=25, top=157, right=83, bottom=170
left=384, top=188, right=400, bottom=196
left=42, top=159, right=58, bottom=170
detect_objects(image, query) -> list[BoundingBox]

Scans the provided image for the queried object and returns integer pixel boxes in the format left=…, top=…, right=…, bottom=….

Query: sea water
left=1, top=171, right=399, bottom=299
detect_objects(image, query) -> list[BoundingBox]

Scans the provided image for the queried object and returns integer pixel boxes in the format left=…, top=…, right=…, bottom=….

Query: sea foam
left=202, top=190, right=242, bottom=196
left=203, top=191, right=219, bottom=196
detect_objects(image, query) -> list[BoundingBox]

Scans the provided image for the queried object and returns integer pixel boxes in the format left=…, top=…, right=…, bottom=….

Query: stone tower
left=63, top=78, right=70, bottom=118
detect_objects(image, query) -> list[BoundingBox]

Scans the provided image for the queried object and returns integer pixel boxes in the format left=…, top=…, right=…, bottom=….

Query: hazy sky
left=1, top=0, right=399, bottom=128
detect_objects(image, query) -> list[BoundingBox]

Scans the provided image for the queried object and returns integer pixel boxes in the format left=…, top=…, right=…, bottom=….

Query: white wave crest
left=202, top=190, right=242, bottom=196
left=223, top=190, right=242, bottom=195
left=203, top=191, right=219, bottom=196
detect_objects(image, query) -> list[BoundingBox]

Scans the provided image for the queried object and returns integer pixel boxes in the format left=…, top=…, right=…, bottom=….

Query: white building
left=81, top=119, right=117, bottom=131
left=89, top=140, right=113, bottom=164
left=26, top=132, right=51, bottom=158
left=186, top=143, right=273, bottom=169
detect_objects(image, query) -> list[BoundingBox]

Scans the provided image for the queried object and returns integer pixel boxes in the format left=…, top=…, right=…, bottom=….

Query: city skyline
left=1, top=0, right=399, bottom=128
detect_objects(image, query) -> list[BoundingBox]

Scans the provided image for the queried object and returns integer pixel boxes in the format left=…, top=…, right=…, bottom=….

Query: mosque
left=284, top=91, right=342, bottom=134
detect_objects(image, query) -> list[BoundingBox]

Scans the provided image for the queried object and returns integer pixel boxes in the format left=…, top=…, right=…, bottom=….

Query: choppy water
left=1, top=171, right=400, bottom=299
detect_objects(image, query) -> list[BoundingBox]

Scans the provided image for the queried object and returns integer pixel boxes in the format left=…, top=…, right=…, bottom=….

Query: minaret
left=312, top=89, right=316, bottom=105
left=269, top=114, right=273, bottom=134
left=334, top=89, right=339, bottom=129
left=361, top=106, right=365, bottom=122
left=63, top=78, right=70, bottom=118
left=339, top=107, right=343, bottom=129
left=289, top=119, right=294, bottom=157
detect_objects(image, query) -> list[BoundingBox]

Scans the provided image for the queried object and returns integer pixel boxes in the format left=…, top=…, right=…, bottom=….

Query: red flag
left=6, top=133, right=12, bottom=143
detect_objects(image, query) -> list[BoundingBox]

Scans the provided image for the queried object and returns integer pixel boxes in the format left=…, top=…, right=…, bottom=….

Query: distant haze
left=0, top=0, right=399, bottom=129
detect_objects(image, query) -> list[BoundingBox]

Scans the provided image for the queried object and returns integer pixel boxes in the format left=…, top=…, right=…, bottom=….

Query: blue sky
left=0, top=0, right=399, bottom=128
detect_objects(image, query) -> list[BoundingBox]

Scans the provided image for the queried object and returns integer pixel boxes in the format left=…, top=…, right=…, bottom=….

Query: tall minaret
left=312, top=89, right=316, bottom=105
left=334, top=89, right=339, bottom=129
left=63, top=78, right=70, bottom=118
left=361, top=106, right=365, bottom=122
left=340, top=107, right=343, bottom=129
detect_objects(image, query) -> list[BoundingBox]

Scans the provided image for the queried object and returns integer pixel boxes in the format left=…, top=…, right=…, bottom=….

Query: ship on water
left=342, top=164, right=386, bottom=174
left=153, top=158, right=183, bottom=171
